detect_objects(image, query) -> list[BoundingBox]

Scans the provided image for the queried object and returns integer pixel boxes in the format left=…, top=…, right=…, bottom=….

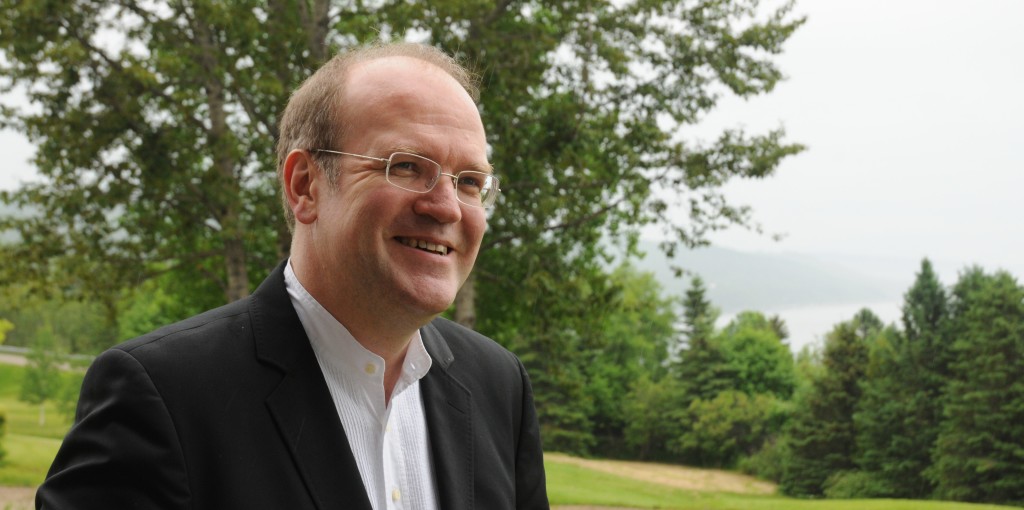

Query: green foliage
left=0, top=318, right=13, bottom=344
left=855, top=260, right=948, bottom=499
left=0, top=284, right=114, bottom=354
left=19, top=324, right=64, bottom=427
left=718, top=311, right=797, bottom=399
left=929, top=268, right=1024, bottom=505
left=623, top=375, right=686, bottom=461
left=738, top=436, right=789, bottom=483
left=823, top=470, right=896, bottom=499
left=583, top=263, right=679, bottom=455
left=779, top=313, right=875, bottom=497
left=675, top=276, right=735, bottom=404
left=671, top=390, right=785, bottom=468
left=117, top=275, right=210, bottom=341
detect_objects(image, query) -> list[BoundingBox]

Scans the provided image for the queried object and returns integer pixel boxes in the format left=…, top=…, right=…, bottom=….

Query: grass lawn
left=0, top=434, right=61, bottom=487
left=0, top=363, right=74, bottom=486
left=545, top=457, right=1016, bottom=510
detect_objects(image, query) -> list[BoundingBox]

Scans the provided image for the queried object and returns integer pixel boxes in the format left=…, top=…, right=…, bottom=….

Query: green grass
left=0, top=434, right=61, bottom=486
left=0, top=363, right=74, bottom=486
left=544, top=457, right=1017, bottom=510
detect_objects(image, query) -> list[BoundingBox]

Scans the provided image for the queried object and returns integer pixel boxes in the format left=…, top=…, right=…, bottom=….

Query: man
left=37, top=42, right=549, bottom=510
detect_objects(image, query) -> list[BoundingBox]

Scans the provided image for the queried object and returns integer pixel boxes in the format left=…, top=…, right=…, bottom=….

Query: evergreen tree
left=780, top=311, right=875, bottom=497
left=674, top=276, right=733, bottom=403
left=929, top=269, right=1024, bottom=505
left=855, top=258, right=950, bottom=497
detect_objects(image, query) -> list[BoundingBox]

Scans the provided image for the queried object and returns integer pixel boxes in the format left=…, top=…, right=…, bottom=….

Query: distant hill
left=628, top=242, right=909, bottom=314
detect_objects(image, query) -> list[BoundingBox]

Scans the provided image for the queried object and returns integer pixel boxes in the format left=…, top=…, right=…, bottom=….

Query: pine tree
left=675, top=277, right=733, bottom=403
left=780, top=311, right=875, bottom=497
left=929, top=269, right=1024, bottom=505
left=855, top=259, right=949, bottom=497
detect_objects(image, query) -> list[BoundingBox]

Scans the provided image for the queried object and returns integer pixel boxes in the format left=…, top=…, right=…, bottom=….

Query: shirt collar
left=283, top=260, right=432, bottom=393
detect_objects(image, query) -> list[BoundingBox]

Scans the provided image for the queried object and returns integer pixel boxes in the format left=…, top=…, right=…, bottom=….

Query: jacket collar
left=250, top=261, right=373, bottom=510
left=420, top=322, right=474, bottom=510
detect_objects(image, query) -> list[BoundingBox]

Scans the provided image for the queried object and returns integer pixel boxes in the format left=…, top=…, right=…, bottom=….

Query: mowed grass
left=544, top=454, right=1016, bottom=510
left=0, top=362, right=74, bottom=486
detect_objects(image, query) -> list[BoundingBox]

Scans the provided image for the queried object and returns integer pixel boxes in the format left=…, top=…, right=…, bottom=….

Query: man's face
left=310, top=57, right=490, bottom=322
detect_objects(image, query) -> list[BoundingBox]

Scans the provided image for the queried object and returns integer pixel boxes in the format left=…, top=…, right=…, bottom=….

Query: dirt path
left=546, top=452, right=776, bottom=495
left=0, top=486, right=34, bottom=509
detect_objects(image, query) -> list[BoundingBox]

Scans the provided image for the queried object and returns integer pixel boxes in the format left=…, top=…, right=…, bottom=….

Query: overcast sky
left=682, top=0, right=1024, bottom=284
left=2, top=0, right=1022, bottom=286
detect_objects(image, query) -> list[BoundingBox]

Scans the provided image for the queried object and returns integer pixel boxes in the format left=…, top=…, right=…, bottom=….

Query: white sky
left=2, top=0, right=1022, bottom=284
left=685, top=0, right=1024, bottom=282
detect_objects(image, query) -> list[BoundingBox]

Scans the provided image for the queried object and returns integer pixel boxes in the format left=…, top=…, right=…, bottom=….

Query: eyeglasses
left=311, top=149, right=501, bottom=209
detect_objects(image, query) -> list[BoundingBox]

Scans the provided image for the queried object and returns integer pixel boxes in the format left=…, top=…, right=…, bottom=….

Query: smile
left=397, top=237, right=450, bottom=256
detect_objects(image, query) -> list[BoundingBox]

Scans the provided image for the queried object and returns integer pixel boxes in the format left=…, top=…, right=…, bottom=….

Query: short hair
left=276, top=42, right=481, bottom=232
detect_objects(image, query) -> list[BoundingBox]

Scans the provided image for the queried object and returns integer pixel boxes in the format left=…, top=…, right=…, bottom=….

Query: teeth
left=400, top=237, right=449, bottom=255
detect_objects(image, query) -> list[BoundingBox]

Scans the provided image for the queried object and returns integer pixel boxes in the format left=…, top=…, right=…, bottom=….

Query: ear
left=283, top=149, right=320, bottom=225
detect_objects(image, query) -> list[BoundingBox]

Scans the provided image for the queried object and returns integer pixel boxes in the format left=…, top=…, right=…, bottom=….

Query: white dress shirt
left=284, top=262, right=439, bottom=510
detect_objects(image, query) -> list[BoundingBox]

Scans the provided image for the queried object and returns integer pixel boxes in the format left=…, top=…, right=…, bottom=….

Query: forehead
left=338, top=57, right=489, bottom=164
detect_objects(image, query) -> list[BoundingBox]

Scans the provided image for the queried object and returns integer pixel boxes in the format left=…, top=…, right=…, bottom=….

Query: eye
left=456, top=172, right=488, bottom=195
left=388, top=157, right=425, bottom=178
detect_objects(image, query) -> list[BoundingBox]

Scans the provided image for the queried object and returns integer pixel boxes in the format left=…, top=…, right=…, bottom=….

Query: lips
left=397, top=236, right=450, bottom=256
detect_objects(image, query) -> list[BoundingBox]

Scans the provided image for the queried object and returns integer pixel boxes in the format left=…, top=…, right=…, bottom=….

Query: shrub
left=823, top=470, right=896, bottom=499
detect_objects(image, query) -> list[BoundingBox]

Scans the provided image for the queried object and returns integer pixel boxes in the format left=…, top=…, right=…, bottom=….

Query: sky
left=677, top=0, right=1024, bottom=286
left=1, top=0, right=1021, bottom=327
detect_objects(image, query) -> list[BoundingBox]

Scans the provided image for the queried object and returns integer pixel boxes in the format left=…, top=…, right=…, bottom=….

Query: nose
left=413, top=173, right=463, bottom=223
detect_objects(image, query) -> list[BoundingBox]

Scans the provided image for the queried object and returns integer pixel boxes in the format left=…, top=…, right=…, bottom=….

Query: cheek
left=463, top=214, right=488, bottom=251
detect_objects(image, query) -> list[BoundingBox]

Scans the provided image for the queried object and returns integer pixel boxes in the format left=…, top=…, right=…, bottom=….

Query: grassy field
left=544, top=457, right=1016, bottom=510
left=0, top=362, right=72, bottom=487
left=0, top=359, right=1017, bottom=509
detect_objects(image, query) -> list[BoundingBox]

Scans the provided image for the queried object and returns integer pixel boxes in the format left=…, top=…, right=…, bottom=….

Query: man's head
left=277, top=43, right=480, bottom=232
left=278, top=43, right=492, bottom=333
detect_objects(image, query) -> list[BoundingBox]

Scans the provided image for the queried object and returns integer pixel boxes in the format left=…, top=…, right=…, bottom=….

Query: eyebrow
left=390, top=145, right=494, bottom=174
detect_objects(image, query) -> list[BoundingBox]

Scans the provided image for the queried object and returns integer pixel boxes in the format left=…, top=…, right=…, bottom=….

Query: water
left=717, top=300, right=903, bottom=355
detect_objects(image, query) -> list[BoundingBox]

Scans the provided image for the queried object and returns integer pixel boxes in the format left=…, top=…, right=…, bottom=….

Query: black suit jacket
left=37, top=264, right=549, bottom=509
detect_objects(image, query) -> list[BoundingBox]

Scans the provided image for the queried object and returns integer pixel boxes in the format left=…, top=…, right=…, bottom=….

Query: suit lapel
left=421, top=323, right=474, bottom=510
left=250, top=263, right=373, bottom=510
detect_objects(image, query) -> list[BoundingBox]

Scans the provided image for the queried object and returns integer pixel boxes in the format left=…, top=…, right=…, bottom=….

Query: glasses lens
left=385, top=152, right=500, bottom=208
left=386, top=152, right=441, bottom=192
left=454, top=171, right=499, bottom=208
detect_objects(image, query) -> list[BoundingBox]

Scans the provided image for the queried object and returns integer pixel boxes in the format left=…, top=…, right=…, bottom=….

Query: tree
left=2, top=1, right=806, bottom=451
left=929, top=268, right=1024, bottom=505
left=671, top=390, right=784, bottom=468
left=717, top=311, right=796, bottom=399
left=1, top=0, right=804, bottom=333
left=20, top=324, right=64, bottom=427
left=780, top=311, right=876, bottom=497
left=582, top=263, right=679, bottom=455
left=854, top=259, right=949, bottom=498
left=674, top=276, right=733, bottom=403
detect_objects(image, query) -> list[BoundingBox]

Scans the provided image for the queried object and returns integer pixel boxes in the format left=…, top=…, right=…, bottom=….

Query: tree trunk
left=454, top=272, right=477, bottom=329
left=193, top=14, right=250, bottom=302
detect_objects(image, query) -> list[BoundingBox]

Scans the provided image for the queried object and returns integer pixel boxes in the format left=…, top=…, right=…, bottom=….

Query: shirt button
left=392, top=488, right=401, bottom=501
left=364, top=363, right=377, bottom=375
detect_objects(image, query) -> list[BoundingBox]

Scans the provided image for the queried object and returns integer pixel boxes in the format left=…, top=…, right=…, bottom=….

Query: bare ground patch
left=0, top=486, right=34, bottom=510
left=547, top=452, right=776, bottom=496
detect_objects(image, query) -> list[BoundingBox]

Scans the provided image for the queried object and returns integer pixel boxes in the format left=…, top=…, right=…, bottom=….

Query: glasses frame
left=310, top=149, right=500, bottom=209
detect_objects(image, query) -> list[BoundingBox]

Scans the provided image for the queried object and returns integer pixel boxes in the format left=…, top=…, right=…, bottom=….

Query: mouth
left=396, top=236, right=451, bottom=256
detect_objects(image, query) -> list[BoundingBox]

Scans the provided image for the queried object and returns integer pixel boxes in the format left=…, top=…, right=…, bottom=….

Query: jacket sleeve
left=36, top=348, right=190, bottom=509
left=514, top=357, right=549, bottom=510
